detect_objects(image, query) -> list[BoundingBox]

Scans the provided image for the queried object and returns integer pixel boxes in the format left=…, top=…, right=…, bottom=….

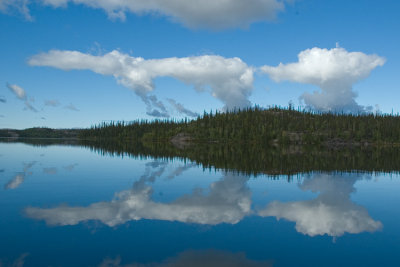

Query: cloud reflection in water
left=25, top=166, right=382, bottom=238
left=4, top=162, right=35, bottom=190
left=25, top=170, right=252, bottom=226
left=98, top=250, right=271, bottom=267
left=258, top=173, right=383, bottom=237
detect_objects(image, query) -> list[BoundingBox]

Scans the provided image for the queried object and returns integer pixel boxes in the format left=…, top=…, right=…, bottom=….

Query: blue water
left=0, top=143, right=399, bottom=266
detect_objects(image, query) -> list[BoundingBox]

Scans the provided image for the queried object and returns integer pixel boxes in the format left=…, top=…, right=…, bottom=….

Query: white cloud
left=7, top=83, right=27, bottom=100
left=0, top=0, right=32, bottom=20
left=25, top=172, right=252, bottom=226
left=6, top=83, right=38, bottom=112
left=258, top=173, right=383, bottom=237
left=2, top=0, right=287, bottom=29
left=261, top=46, right=385, bottom=113
left=29, top=50, right=254, bottom=113
left=40, top=0, right=286, bottom=29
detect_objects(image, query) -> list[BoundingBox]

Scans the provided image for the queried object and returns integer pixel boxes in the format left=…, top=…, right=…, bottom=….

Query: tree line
left=78, top=106, right=400, bottom=145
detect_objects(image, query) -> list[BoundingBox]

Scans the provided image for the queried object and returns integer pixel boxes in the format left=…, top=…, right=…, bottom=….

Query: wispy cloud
left=167, top=98, right=199, bottom=118
left=29, top=50, right=254, bottom=116
left=64, top=103, right=79, bottom=111
left=4, top=174, right=25, bottom=190
left=0, top=252, right=30, bottom=267
left=145, top=95, right=170, bottom=118
left=63, top=163, right=78, bottom=172
left=6, top=83, right=38, bottom=112
left=167, top=163, right=197, bottom=179
left=24, top=100, right=38, bottom=112
left=146, top=109, right=169, bottom=118
left=43, top=167, right=57, bottom=175
left=44, top=99, right=61, bottom=107
left=7, top=83, right=26, bottom=100
left=0, top=0, right=32, bottom=21
left=140, top=161, right=168, bottom=183
left=261, top=46, right=385, bottom=113
left=4, top=162, right=36, bottom=190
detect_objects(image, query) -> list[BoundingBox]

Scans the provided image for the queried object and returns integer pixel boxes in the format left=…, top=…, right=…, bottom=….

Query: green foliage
left=78, top=107, right=400, bottom=145
left=0, top=128, right=80, bottom=139
left=78, top=140, right=400, bottom=176
left=3, top=137, right=400, bottom=176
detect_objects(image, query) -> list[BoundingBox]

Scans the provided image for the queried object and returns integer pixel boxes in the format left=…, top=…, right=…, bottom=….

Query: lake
left=0, top=141, right=399, bottom=266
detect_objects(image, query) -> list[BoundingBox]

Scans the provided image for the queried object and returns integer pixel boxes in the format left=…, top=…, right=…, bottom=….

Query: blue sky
left=0, top=0, right=399, bottom=129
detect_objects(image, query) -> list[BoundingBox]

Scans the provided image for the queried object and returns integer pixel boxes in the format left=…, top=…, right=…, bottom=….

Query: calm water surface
left=0, top=142, right=399, bottom=266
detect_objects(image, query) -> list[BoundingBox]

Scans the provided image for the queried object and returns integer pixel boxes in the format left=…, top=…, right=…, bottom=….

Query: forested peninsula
left=79, top=107, right=400, bottom=147
left=2, top=107, right=400, bottom=146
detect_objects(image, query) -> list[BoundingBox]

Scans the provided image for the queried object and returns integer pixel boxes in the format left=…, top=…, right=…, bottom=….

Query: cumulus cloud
left=39, top=0, right=286, bottom=29
left=258, top=173, right=382, bottom=237
left=6, top=83, right=38, bottom=112
left=44, top=99, right=61, bottom=107
left=167, top=99, right=199, bottom=118
left=261, top=46, right=386, bottom=113
left=28, top=50, right=254, bottom=115
left=98, top=250, right=271, bottom=267
left=25, top=172, right=252, bottom=226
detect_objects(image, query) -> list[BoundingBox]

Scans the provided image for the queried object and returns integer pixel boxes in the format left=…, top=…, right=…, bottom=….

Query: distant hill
left=0, top=127, right=81, bottom=139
